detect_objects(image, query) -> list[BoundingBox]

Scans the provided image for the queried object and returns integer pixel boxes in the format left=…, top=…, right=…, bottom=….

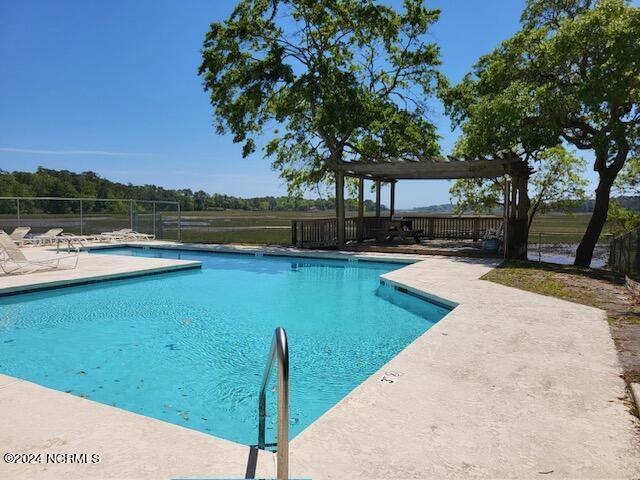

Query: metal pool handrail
left=258, top=327, right=289, bottom=479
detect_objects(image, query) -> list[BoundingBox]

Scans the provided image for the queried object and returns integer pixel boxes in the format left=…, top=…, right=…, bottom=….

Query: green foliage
left=199, top=0, right=442, bottom=194
left=607, top=200, right=640, bottom=235
left=449, top=178, right=503, bottom=214
left=442, top=0, right=640, bottom=165
left=616, top=155, right=640, bottom=195
left=441, top=0, right=640, bottom=265
left=520, top=0, right=594, bottom=29
left=450, top=146, right=588, bottom=226
left=529, top=147, right=589, bottom=217
left=0, top=168, right=382, bottom=214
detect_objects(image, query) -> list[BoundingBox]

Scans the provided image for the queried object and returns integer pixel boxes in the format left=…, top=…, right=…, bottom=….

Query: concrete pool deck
left=0, top=243, right=638, bottom=479
left=0, top=373, right=276, bottom=479
left=0, top=241, right=201, bottom=295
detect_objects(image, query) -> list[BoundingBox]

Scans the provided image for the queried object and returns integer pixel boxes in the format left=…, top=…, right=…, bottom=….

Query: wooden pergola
left=331, top=153, right=532, bottom=258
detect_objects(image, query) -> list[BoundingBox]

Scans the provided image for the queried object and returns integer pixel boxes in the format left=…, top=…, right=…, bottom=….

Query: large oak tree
left=443, top=0, right=640, bottom=266
left=199, top=0, right=442, bottom=197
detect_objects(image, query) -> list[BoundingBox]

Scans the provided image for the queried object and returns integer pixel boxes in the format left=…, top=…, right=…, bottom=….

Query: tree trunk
left=574, top=172, right=615, bottom=267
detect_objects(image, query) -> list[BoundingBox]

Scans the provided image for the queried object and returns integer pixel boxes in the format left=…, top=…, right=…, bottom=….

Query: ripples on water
left=0, top=248, right=450, bottom=445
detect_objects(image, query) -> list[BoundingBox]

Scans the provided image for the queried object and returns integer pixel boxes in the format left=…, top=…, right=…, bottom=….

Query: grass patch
left=176, top=211, right=612, bottom=245
left=528, top=213, right=613, bottom=244
left=481, top=260, right=625, bottom=308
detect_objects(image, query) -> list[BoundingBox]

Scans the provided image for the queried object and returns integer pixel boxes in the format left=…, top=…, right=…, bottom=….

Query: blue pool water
left=0, top=247, right=450, bottom=446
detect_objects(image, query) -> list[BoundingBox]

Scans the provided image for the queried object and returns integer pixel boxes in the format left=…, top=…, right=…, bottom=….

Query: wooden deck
left=291, top=215, right=504, bottom=249
left=342, top=238, right=501, bottom=258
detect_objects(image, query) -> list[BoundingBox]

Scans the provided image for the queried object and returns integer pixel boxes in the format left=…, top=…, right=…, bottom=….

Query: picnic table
left=371, top=219, right=423, bottom=244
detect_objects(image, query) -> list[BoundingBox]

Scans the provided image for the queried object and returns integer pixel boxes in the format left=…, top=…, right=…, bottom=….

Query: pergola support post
left=336, top=171, right=345, bottom=246
left=375, top=180, right=381, bottom=217
left=390, top=181, right=396, bottom=218
left=357, top=178, right=364, bottom=242
left=79, top=199, right=84, bottom=235
left=503, top=177, right=510, bottom=259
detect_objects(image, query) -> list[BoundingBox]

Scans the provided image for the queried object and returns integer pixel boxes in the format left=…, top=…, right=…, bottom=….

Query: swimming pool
left=0, top=247, right=451, bottom=446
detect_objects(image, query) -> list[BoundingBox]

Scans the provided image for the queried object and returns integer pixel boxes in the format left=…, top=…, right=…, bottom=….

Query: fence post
left=538, top=232, right=542, bottom=263
left=16, top=198, right=20, bottom=227
left=80, top=199, right=83, bottom=235
left=153, top=202, right=156, bottom=239
left=631, top=229, right=640, bottom=277
left=177, top=202, right=181, bottom=242
left=291, top=220, right=297, bottom=246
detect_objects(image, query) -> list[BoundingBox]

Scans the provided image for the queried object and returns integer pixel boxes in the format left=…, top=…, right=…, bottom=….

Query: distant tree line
left=411, top=196, right=640, bottom=215
left=0, top=168, right=384, bottom=214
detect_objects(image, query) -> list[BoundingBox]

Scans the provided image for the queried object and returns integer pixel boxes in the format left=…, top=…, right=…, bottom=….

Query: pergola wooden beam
left=339, top=155, right=525, bottom=180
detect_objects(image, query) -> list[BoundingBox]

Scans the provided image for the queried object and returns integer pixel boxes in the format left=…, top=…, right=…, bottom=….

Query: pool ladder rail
left=258, top=327, right=289, bottom=480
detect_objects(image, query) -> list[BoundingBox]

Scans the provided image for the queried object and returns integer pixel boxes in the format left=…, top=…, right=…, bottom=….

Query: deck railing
left=291, top=215, right=503, bottom=248
left=401, top=216, right=502, bottom=241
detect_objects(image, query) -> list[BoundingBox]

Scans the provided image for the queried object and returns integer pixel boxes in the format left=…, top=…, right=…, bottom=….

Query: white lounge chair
left=483, top=222, right=504, bottom=241
left=22, top=228, right=64, bottom=246
left=125, top=230, right=155, bottom=241
left=60, top=233, right=99, bottom=240
left=0, top=231, right=79, bottom=274
left=57, top=233, right=100, bottom=252
left=99, top=228, right=133, bottom=242
left=9, top=227, right=31, bottom=243
left=100, top=228, right=154, bottom=242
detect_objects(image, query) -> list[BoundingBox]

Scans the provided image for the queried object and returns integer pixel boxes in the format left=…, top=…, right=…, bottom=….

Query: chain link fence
left=0, top=197, right=181, bottom=241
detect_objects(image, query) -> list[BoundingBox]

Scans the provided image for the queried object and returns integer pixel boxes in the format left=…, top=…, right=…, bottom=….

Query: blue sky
left=0, top=0, right=600, bottom=208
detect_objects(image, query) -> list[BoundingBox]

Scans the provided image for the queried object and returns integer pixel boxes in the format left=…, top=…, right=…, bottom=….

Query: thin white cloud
left=0, top=147, right=152, bottom=157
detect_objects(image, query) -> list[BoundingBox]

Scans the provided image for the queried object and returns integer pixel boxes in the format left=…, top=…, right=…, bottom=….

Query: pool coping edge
left=0, top=260, right=202, bottom=297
